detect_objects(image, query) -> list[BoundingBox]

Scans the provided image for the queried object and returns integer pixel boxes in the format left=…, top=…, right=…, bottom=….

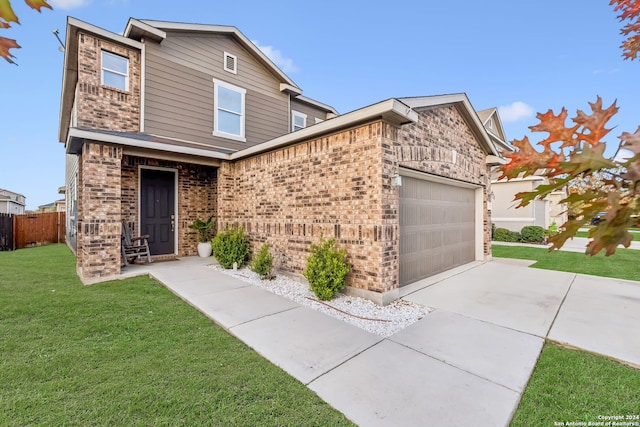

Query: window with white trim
left=101, top=51, right=129, bottom=91
left=292, top=110, right=307, bottom=132
left=213, top=79, right=246, bottom=141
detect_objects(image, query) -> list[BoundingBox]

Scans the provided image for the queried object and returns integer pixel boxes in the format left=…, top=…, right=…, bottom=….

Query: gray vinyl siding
left=65, top=154, right=79, bottom=253
left=143, top=32, right=289, bottom=151
left=290, top=98, right=329, bottom=130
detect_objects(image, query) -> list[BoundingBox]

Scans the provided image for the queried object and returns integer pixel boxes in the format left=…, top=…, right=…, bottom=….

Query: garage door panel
left=399, top=176, right=476, bottom=287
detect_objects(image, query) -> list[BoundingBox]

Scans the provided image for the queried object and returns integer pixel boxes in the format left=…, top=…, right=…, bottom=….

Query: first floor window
left=101, top=51, right=129, bottom=91
left=213, top=79, right=246, bottom=141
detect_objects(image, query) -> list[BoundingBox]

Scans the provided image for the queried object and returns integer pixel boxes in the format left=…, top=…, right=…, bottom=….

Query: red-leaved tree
left=0, top=0, right=53, bottom=64
left=497, top=0, right=640, bottom=255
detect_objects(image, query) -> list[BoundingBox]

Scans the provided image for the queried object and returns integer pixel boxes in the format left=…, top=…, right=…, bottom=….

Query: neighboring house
left=491, top=175, right=569, bottom=231
left=0, top=189, right=26, bottom=215
left=59, top=17, right=502, bottom=304
left=37, top=200, right=66, bottom=213
left=480, top=108, right=568, bottom=232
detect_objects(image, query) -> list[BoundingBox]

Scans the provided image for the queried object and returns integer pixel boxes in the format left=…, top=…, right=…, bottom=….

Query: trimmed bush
left=493, top=227, right=521, bottom=242
left=521, top=225, right=545, bottom=243
left=251, top=243, right=274, bottom=279
left=303, top=238, right=351, bottom=301
left=211, top=227, right=250, bottom=269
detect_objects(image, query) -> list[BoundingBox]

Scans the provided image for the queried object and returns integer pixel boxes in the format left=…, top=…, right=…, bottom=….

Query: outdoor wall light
left=391, top=175, right=402, bottom=187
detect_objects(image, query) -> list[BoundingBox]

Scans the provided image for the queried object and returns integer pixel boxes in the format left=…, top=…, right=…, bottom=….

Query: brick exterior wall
left=395, top=106, right=492, bottom=257
left=76, top=142, right=122, bottom=279
left=218, top=121, right=396, bottom=293
left=121, top=156, right=218, bottom=257
left=71, top=31, right=220, bottom=281
left=219, top=107, right=492, bottom=298
left=76, top=31, right=141, bottom=132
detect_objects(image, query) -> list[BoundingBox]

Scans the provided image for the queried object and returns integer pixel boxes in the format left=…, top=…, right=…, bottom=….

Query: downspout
left=288, top=93, right=291, bottom=133
left=140, top=38, right=146, bottom=132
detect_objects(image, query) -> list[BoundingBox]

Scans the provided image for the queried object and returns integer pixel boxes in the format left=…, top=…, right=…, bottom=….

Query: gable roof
left=124, top=19, right=302, bottom=95
left=398, top=94, right=500, bottom=156
left=477, top=107, right=513, bottom=152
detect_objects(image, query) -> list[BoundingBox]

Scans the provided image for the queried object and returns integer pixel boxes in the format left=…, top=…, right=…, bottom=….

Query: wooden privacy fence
left=0, top=212, right=66, bottom=250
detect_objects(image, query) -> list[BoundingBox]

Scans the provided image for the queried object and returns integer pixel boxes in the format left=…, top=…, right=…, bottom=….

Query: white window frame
left=292, top=110, right=307, bottom=132
left=101, top=51, right=129, bottom=91
left=213, top=78, right=246, bottom=142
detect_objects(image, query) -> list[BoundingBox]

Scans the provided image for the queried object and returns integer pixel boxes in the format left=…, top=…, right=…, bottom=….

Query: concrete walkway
left=123, top=256, right=640, bottom=427
left=493, top=234, right=640, bottom=253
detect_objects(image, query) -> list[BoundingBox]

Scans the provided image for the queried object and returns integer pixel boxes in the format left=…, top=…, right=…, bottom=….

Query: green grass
left=0, top=245, right=354, bottom=426
left=492, top=245, right=640, bottom=281
left=576, top=230, right=640, bottom=241
left=512, top=343, right=640, bottom=426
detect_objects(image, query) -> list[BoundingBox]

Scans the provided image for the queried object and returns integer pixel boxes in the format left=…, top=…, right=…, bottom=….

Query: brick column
left=77, top=142, right=122, bottom=281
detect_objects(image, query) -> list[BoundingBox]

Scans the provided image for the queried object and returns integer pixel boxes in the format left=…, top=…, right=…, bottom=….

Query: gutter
left=231, top=98, right=418, bottom=160
left=67, top=128, right=229, bottom=160
left=64, top=98, right=419, bottom=164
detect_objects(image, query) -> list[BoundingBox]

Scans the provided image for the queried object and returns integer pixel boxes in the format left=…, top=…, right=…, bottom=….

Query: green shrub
left=521, top=225, right=545, bottom=243
left=546, top=221, right=559, bottom=236
left=491, top=223, right=497, bottom=240
left=493, top=227, right=521, bottom=242
left=303, top=238, right=351, bottom=301
left=251, top=243, right=274, bottom=279
left=211, top=227, right=250, bottom=269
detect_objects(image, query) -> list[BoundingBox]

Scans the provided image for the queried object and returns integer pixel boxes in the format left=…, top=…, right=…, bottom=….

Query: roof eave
left=124, top=18, right=167, bottom=42
left=293, top=94, right=339, bottom=115
left=231, top=98, right=417, bottom=160
left=66, top=128, right=229, bottom=162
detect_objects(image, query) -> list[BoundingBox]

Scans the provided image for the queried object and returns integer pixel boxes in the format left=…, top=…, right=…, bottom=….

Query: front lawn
left=492, top=245, right=640, bottom=281
left=0, top=245, right=353, bottom=426
left=512, top=343, right=640, bottom=426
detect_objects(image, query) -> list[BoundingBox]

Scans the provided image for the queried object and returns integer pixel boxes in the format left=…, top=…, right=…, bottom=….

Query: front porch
left=74, top=141, right=219, bottom=283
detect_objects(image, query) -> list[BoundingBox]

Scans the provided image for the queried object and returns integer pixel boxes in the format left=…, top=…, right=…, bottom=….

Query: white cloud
left=252, top=40, right=299, bottom=73
left=50, top=0, right=91, bottom=9
left=498, top=101, right=535, bottom=123
left=614, top=148, right=634, bottom=162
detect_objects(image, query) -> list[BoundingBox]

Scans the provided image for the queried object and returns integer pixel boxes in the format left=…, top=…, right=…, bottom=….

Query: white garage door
left=399, top=175, right=476, bottom=287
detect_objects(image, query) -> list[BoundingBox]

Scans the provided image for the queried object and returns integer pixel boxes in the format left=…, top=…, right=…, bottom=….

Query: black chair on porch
left=121, top=220, right=152, bottom=266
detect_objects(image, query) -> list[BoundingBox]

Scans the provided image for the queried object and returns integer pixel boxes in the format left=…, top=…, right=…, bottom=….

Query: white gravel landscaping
left=208, top=264, right=431, bottom=338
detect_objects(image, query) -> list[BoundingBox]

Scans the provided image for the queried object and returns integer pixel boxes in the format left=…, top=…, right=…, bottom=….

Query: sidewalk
left=492, top=232, right=640, bottom=253
left=125, top=255, right=640, bottom=426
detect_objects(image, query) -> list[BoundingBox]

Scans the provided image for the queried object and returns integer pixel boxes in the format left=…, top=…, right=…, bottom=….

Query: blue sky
left=1, top=0, right=637, bottom=210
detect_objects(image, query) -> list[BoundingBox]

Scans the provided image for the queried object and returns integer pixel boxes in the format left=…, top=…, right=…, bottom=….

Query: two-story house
left=0, top=188, right=26, bottom=215
left=59, top=17, right=502, bottom=304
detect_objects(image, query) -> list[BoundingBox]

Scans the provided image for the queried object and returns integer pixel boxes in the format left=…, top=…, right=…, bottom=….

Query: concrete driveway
left=138, top=255, right=640, bottom=427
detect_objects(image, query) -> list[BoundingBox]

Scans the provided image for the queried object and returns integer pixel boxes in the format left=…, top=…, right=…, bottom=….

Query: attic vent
left=224, top=52, right=237, bottom=74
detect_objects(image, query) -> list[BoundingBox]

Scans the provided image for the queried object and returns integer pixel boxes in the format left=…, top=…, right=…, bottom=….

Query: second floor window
left=213, top=79, right=246, bottom=141
left=101, top=51, right=129, bottom=91
left=292, top=110, right=307, bottom=132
